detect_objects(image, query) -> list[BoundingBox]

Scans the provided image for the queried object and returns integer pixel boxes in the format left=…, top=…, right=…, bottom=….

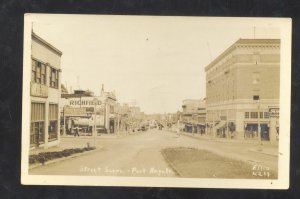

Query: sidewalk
left=167, top=130, right=279, bottom=157
left=30, top=131, right=139, bottom=155
left=30, top=137, right=99, bottom=155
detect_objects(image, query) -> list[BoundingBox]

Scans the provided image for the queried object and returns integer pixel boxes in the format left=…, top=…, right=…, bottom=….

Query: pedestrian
left=74, top=126, right=80, bottom=137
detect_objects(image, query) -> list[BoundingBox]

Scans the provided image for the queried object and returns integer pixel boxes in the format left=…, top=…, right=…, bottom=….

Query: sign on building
left=30, top=82, right=48, bottom=98
left=69, top=98, right=102, bottom=107
left=64, top=107, right=87, bottom=117
left=268, top=107, right=279, bottom=118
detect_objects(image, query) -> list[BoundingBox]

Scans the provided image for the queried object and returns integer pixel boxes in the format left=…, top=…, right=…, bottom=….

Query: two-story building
left=30, top=32, right=62, bottom=149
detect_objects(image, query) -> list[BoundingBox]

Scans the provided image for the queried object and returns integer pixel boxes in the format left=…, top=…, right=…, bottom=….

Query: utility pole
left=93, top=98, right=97, bottom=147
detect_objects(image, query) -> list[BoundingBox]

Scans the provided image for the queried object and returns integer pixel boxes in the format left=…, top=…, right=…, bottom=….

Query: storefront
left=30, top=102, right=60, bottom=148
left=61, top=96, right=117, bottom=135
left=244, top=122, right=270, bottom=141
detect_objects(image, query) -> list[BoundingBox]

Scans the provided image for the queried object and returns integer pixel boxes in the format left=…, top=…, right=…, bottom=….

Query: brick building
left=205, top=39, right=280, bottom=141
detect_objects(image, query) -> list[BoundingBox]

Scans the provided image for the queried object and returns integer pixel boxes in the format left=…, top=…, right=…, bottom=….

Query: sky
left=31, top=15, right=280, bottom=114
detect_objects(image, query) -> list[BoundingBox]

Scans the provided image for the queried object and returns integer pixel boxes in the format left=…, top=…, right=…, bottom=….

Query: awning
left=214, top=120, right=227, bottom=129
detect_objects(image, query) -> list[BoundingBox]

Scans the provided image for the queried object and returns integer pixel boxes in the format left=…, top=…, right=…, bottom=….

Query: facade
left=116, top=103, right=145, bottom=131
left=205, top=39, right=280, bottom=142
left=60, top=86, right=118, bottom=135
left=30, top=32, right=62, bottom=149
left=181, top=99, right=206, bottom=134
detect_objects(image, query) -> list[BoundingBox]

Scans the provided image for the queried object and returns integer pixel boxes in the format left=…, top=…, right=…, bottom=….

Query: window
left=260, top=112, right=263, bottom=118
left=50, top=67, right=59, bottom=88
left=264, top=112, right=270, bottom=118
left=250, top=112, right=258, bottom=119
left=245, top=112, right=249, bottom=119
left=253, top=95, right=260, bottom=100
left=30, top=103, right=45, bottom=145
left=31, top=59, right=46, bottom=85
left=48, top=104, right=58, bottom=140
left=110, top=105, right=114, bottom=114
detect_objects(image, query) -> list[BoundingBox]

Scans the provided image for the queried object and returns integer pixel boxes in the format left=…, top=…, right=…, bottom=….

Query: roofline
left=204, top=39, right=280, bottom=72
left=32, top=32, right=63, bottom=56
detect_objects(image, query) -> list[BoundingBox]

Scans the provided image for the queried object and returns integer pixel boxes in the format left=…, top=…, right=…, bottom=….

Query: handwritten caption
left=79, top=166, right=174, bottom=176
left=252, top=164, right=270, bottom=178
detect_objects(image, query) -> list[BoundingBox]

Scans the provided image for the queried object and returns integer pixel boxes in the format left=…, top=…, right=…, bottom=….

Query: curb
left=178, top=131, right=271, bottom=145
left=61, top=135, right=127, bottom=139
left=160, top=149, right=183, bottom=177
left=29, top=147, right=103, bottom=170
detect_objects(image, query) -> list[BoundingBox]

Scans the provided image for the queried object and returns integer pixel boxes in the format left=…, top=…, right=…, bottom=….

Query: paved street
left=29, top=129, right=278, bottom=177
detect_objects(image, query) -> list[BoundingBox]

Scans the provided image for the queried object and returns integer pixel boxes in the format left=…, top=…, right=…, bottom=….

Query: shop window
left=31, top=59, right=46, bottom=85
left=49, top=104, right=58, bottom=140
left=250, top=112, right=258, bottom=118
left=245, top=112, right=249, bottom=119
left=30, top=103, right=45, bottom=146
left=50, top=67, right=59, bottom=88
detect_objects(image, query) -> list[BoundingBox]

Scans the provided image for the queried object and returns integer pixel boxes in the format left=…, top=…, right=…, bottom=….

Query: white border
left=21, top=14, right=291, bottom=189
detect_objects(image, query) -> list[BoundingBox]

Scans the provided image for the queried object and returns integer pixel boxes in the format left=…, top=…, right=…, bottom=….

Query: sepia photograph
left=21, top=14, right=291, bottom=188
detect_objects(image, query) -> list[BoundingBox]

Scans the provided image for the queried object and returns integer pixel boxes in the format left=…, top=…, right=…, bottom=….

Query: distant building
left=182, top=99, right=206, bottom=134
left=30, top=32, right=62, bottom=149
left=205, top=39, right=280, bottom=142
left=116, top=103, right=144, bottom=131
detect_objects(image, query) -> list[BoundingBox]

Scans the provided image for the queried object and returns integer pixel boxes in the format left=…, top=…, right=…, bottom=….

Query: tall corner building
left=30, top=32, right=62, bottom=149
left=205, top=39, right=280, bottom=141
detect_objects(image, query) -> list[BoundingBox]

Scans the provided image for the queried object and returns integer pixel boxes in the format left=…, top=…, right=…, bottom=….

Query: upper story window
left=31, top=59, right=46, bottom=85
left=245, top=112, right=249, bottom=119
left=250, top=112, right=258, bottom=119
left=110, top=105, right=114, bottom=114
left=50, top=67, right=59, bottom=89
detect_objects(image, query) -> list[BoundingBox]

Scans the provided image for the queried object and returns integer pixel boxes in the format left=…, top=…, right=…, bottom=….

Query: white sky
left=31, top=15, right=280, bottom=114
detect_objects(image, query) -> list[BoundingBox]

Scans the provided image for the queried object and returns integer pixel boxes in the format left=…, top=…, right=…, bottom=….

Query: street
left=29, top=129, right=278, bottom=178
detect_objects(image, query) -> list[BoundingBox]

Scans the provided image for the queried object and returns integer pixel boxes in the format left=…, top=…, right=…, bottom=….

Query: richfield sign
left=67, top=97, right=103, bottom=107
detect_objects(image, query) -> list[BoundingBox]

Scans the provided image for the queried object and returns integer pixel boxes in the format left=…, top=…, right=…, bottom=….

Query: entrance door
left=109, top=120, right=115, bottom=133
left=30, top=121, right=44, bottom=147
left=260, top=124, right=270, bottom=141
left=245, top=123, right=258, bottom=138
